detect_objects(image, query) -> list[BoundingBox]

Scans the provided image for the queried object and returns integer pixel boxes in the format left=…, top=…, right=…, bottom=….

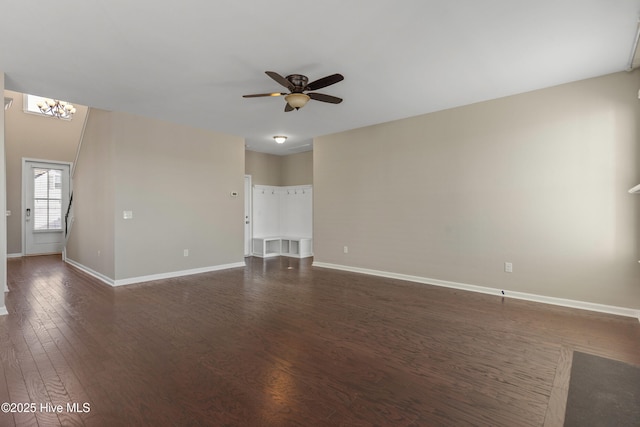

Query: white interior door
left=23, top=160, right=70, bottom=255
left=244, top=175, right=252, bottom=256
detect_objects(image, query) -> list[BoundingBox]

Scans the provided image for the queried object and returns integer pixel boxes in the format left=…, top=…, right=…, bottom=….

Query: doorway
left=244, top=175, right=252, bottom=256
left=22, top=159, right=71, bottom=255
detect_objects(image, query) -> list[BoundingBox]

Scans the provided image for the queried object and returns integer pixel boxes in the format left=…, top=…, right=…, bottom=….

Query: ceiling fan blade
left=265, top=71, right=293, bottom=90
left=306, top=73, right=344, bottom=91
left=308, top=92, right=343, bottom=104
left=284, top=103, right=294, bottom=112
left=242, top=92, right=286, bottom=98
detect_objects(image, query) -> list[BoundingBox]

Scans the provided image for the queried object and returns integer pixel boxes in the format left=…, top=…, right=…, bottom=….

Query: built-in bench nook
left=252, top=236, right=313, bottom=258
left=251, top=185, right=313, bottom=258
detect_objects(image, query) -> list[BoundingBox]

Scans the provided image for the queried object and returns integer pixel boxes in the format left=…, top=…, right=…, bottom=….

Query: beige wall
left=1, top=73, right=6, bottom=304
left=68, top=108, right=245, bottom=281
left=4, top=90, right=88, bottom=254
left=112, top=112, right=244, bottom=280
left=282, top=151, right=313, bottom=185
left=314, top=71, right=640, bottom=310
left=66, top=108, right=116, bottom=279
left=245, top=151, right=282, bottom=185
left=245, top=150, right=313, bottom=186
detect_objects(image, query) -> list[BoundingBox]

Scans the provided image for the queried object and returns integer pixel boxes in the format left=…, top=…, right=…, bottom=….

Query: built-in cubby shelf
left=252, top=237, right=312, bottom=258
left=251, top=237, right=281, bottom=257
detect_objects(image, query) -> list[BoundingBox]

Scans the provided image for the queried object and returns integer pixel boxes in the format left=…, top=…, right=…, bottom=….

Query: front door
left=23, top=160, right=70, bottom=255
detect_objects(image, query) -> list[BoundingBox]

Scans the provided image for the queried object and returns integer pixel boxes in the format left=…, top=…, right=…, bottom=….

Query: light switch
left=504, top=262, right=513, bottom=273
left=123, top=210, right=133, bottom=219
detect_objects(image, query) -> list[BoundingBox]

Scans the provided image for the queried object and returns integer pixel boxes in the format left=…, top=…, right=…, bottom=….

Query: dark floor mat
left=564, top=351, right=640, bottom=426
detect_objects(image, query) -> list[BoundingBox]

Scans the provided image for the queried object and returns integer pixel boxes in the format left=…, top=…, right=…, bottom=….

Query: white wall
left=253, top=186, right=281, bottom=237
left=279, top=186, right=313, bottom=237
left=253, top=185, right=313, bottom=238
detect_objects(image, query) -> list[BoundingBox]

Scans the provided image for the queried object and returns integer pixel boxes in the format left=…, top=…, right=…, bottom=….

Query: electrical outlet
left=504, top=262, right=513, bottom=273
left=184, top=249, right=189, bottom=257
left=343, top=246, right=348, bottom=254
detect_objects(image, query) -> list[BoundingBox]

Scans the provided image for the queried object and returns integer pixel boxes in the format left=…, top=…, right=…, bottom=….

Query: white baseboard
left=65, top=258, right=115, bottom=286
left=312, top=261, right=640, bottom=320
left=112, top=262, right=246, bottom=286
left=7, top=253, right=22, bottom=259
left=0, top=306, right=7, bottom=316
left=65, top=257, right=246, bottom=287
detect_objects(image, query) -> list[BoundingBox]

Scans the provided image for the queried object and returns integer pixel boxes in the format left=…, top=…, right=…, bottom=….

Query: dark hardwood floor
left=0, top=255, right=638, bottom=426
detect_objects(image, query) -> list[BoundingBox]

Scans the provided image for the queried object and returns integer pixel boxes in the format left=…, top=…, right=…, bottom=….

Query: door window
left=33, top=168, right=63, bottom=231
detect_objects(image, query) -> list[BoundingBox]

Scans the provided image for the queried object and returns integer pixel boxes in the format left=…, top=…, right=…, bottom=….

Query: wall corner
left=1, top=71, right=8, bottom=314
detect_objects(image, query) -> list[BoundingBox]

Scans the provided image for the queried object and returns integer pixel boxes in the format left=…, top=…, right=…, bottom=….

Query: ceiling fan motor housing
left=286, top=74, right=309, bottom=92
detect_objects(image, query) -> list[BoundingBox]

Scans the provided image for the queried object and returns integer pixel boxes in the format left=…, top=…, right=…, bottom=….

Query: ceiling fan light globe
left=285, top=93, right=310, bottom=109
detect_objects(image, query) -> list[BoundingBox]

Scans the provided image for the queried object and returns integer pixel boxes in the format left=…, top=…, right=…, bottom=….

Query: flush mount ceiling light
left=36, top=98, right=76, bottom=119
left=273, top=136, right=287, bottom=144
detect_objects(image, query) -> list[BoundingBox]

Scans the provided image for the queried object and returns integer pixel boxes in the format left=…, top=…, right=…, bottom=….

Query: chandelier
left=36, top=99, right=77, bottom=119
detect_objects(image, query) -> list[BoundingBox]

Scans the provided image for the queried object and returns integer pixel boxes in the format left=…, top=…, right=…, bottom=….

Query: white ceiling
left=1, top=1, right=639, bottom=155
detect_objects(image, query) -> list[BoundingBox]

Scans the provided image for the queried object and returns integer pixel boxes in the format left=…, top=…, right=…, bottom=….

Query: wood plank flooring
left=0, top=255, right=638, bottom=426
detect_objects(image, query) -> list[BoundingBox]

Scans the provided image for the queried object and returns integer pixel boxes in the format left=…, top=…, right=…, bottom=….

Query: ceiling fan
left=243, top=71, right=344, bottom=112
